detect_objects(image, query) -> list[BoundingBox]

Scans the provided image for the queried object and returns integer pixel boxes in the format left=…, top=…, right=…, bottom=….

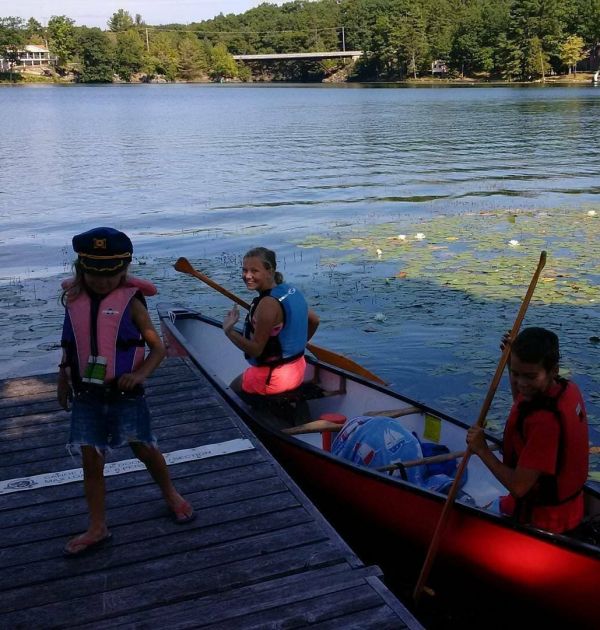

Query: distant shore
left=2, top=68, right=597, bottom=86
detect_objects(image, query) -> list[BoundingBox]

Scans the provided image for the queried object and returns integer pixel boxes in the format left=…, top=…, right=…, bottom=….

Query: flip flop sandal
left=63, top=532, right=113, bottom=558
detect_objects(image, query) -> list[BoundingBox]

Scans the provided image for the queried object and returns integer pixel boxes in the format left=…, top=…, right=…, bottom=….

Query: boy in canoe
left=467, top=327, right=589, bottom=533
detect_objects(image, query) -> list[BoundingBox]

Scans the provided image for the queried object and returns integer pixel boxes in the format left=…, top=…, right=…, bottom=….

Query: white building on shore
left=1, top=45, right=56, bottom=72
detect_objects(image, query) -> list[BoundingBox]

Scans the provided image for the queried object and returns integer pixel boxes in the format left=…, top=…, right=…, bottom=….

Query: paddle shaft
left=363, top=406, right=421, bottom=418
left=282, top=419, right=343, bottom=435
left=174, top=257, right=387, bottom=384
left=376, top=443, right=501, bottom=472
left=176, top=264, right=250, bottom=310
left=413, top=250, right=547, bottom=604
left=282, top=405, right=421, bottom=436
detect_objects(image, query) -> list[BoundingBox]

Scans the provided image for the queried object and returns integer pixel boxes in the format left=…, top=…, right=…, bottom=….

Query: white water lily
left=373, top=312, right=387, bottom=322
left=376, top=248, right=383, bottom=259
left=508, top=239, right=519, bottom=247
left=397, top=234, right=406, bottom=240
left=588, top=210, right=597, bottom=216
left=415, top=232, right=425, bottom=240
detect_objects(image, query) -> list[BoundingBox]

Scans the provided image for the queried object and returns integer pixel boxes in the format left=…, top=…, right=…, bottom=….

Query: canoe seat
left=246, top=381, right=329, bottom=425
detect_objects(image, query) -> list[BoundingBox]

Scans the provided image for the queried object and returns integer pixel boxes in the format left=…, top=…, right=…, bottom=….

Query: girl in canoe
left=467, top=327, right=589, bottom=533
left=58, top=227, right=195, bottom=558
left=223, top=246, right=319, bottom=397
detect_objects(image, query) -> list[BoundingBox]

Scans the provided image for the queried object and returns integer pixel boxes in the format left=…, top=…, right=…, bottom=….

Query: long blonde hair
left=60, top=260, right=129, bottom=305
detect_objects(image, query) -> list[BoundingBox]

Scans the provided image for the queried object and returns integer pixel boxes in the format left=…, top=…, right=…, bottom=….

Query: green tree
left=449, top=1, right=502, bottom=76
left=0, top=17, right=26, bottom=79
left=524, top=35, right=550, bottom=80
left=114, top=29, right=145, bottom=80
left=567, top=0, right=600, bottom=45
left=236, top=62, right=252, bottom=82
left=177, top=34, right=208, bottom=80
left=506, top=0, right=566, bottom=77
left=369, top=15, right=399, bottom=78
left=496, top=32, right=522, bottom=80
left=398, top=10, right=429, bottom=78
left=422, top=0, right=454, bottom=62
left=26, top=17, right=45, bottom=45
left=559, top=34, right=586, bottom=73
left=146, top=31, right=179, bottom=80
left=108, top=9, right=134, bottom=32
left=209, top=42, right=238, bottom=80
left=47, top=15, right=76, bottom=71
left=77, top=28, right=114, bottom=82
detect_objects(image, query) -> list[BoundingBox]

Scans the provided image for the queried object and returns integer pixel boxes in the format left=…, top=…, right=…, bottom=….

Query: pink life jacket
left=61, top=276, right=157, bottom=384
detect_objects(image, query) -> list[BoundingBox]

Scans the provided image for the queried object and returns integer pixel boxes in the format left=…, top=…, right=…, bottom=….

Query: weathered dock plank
left=0, top=358, right=422, bottom=629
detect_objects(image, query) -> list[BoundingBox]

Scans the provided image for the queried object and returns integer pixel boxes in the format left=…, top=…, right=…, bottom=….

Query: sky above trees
left=0, top=1, right=280, bottom=27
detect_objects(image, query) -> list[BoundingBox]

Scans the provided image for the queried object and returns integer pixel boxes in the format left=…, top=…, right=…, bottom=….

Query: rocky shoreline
left=2, top=65, right=597, bottom=86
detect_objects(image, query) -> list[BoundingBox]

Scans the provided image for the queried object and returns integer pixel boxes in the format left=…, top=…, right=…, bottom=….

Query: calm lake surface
left=1, top=83, right=600, bottom=447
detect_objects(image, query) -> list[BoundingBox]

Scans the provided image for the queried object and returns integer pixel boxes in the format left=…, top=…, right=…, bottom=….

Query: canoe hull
left=267, top=434, right=599, bottom=624
left=159, top=304, right=600, bottom=627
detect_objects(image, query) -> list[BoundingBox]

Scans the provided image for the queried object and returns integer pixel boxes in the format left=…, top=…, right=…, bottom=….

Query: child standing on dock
left=58, top=227, right=194, bottom=558
left=467, top=327, right=589, bottom=534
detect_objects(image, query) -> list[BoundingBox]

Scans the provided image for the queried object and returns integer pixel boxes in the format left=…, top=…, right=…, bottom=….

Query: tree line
left=1, top=1, right=599, bottom=83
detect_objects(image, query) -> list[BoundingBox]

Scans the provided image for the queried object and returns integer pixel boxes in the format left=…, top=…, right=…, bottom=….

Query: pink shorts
left=242, top=356, right=306, bottom=395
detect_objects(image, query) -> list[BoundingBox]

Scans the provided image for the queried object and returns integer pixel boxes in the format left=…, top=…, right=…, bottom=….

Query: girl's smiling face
left=242, top=256, right=274, bottom=292
left=509, top=353, right=558, bottom=400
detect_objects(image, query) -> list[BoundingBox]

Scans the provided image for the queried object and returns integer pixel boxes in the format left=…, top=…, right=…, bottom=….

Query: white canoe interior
left=168, top=310, right=506, bottom=509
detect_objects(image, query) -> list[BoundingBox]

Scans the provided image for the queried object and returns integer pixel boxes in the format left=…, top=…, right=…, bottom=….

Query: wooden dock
left=0, top=358, right=422, bottom=629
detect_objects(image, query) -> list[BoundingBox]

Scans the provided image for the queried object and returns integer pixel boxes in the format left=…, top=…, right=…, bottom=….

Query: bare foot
left=167, top=496, right=195, bottom=524
left=63, top=529, right=112, bottom=557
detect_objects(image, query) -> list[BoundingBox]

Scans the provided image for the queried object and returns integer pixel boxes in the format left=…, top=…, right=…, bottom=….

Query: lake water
left=1, top=83, right=600, bottom=448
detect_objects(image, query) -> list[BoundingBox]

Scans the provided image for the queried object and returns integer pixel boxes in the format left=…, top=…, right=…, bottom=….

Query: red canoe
left=159, top=304, right=600, bottom=628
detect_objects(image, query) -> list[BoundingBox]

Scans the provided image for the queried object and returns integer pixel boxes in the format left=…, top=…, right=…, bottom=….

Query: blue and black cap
left=72, top=227, right=133, bottom=275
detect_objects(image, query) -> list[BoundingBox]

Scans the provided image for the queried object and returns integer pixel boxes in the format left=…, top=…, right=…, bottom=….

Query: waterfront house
left=0, top=45, right=56, bottom=72
left=431, top=59, right=448, bottom=77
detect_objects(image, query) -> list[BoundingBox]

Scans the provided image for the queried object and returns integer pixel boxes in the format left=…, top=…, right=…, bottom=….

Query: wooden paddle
left=281, top=406, right=420, bottom=435
left=412, top=250, right=547, bottom=604
left=174, top=256, right=387, bottom=385
left=282, top=419, right=344, bottom=435
left=363, top=406, right=421, bottom=418
left=376, top=444, right=501, bottom=473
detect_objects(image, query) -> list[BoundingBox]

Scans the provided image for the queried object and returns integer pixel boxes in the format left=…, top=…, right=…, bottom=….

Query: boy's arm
left=467, top=426, right=541, bottom=497
left=118, top=299, right=166, bottom=390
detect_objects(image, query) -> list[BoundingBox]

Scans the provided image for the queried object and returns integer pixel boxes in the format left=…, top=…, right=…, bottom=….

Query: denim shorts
left=68, top=391, right=156, bottom=453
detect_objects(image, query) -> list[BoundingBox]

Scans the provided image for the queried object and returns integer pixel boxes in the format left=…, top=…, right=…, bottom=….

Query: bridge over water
left=233, top=51, right=363, bottom=62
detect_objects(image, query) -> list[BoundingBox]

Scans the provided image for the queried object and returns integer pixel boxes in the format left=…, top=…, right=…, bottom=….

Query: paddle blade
left=174, top=257, right=195, bottom=275
left=306, top=343, right=387, bottom=385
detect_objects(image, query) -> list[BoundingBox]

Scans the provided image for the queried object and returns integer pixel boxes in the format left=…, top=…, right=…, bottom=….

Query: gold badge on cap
left=93, top=238, right=107, bottom=249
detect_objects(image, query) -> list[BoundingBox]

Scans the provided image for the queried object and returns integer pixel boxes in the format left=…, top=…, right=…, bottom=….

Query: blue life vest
left=243, top=283, right=308, bottom=367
